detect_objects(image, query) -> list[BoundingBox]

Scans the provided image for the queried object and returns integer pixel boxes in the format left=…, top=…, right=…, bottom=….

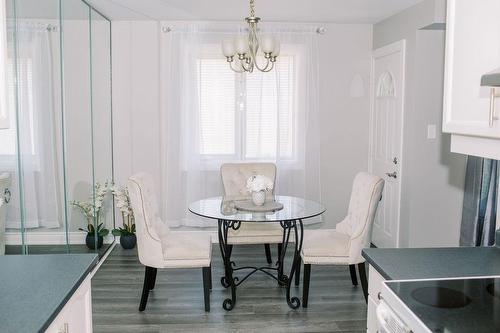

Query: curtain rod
left=160, top=25, right=326, bottom=35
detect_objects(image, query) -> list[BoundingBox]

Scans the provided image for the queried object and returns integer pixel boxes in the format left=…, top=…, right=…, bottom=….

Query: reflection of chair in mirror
left=128, top=173, right=212, bottom=312
left=300, top=172, right=384, bottom=306
left=220, top=163, right=283, bottom=264
left=0, top=173, right=11, bottom=255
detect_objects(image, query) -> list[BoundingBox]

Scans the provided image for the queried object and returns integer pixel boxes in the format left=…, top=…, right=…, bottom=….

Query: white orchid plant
left=110, top=184, right=135, bottom=236
left=71, top=181, right=110, bottom=237
left=246, top=175, right=274, bottom=193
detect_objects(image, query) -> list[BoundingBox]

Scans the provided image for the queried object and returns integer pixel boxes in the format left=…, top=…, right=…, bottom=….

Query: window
left=197, top=54, right=296, bottom=161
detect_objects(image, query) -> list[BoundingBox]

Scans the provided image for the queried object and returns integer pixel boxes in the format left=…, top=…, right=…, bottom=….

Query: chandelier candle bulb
left=272, top=40, right=281, bottom=58
left=222, top=39, right=236, bottom=57
left=260, top=36, right=275, bottom=54
left=235, top=36, right=249, bottom=55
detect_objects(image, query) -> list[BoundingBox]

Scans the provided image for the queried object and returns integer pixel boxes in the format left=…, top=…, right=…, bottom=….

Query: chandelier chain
left=250, top=0, right=255, bottom=17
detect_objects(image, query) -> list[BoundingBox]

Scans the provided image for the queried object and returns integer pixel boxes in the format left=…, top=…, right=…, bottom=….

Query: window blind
left=197, top=55, right=295, bottom=160
left=197, top=58, right=236, bottom=155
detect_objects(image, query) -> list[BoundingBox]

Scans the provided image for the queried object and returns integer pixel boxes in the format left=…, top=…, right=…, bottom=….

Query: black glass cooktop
left=387, top=278, right=500, bottom=333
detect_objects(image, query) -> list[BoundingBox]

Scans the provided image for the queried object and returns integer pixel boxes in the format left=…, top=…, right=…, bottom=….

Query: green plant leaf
left=111, top=229, right=122, bottom=236
left=99, top=228, right=109, bottom=237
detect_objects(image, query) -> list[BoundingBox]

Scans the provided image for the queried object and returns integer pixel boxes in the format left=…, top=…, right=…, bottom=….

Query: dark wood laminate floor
left=92, top=244, right=368, bottom=333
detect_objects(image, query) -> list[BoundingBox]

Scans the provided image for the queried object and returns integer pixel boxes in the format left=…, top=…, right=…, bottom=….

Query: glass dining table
left=189, top=195, right=325, bottom=311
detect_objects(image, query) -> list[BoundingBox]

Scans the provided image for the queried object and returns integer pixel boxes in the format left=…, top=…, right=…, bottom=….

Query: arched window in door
left=377, top=71, right=396, bottom=97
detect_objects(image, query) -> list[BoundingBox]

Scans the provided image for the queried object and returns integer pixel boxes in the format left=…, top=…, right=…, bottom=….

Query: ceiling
left=86, top=0, right=424, bottom=23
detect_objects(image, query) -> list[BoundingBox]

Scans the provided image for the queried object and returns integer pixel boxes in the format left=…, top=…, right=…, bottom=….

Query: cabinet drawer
left=368, top=265, right=385, bottom=301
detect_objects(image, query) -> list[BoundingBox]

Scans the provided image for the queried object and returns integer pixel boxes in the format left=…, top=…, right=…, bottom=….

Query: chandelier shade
left=221, top=0, right=280, bottom=73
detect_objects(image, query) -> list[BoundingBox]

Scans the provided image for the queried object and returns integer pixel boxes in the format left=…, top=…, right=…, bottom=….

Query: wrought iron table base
left=217, top=219, right=304, bottom=311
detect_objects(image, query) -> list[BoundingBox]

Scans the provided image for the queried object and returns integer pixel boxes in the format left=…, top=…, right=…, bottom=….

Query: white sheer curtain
left=0, top=0, right=8, bottom=129
left=160, top=22, right=321, bottom=227
left=0, top=22, right=61, bottom=229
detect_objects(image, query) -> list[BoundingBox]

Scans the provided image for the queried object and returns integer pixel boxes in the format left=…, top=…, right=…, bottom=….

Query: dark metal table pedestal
left=217, top=219, right=304, bottom=311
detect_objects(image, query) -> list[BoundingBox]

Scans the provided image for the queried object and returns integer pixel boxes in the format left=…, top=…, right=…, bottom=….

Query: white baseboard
left=5, top=231, right=115, bottom=245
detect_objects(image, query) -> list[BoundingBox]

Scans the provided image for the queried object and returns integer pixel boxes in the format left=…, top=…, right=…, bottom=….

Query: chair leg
left=208, top=263, right=212, bottom=290
left=139, top=266, right=155, bottom=311
left=227, top=244, right=233, bottom=258
left=302, top=264, right=311, bottom=308
left=349, top=264, right=358, bottom=286
left=277, top=243, right=282, bottom=263
left=295, top=258, right=301, bottom=286
left=358, top=262, right=368, bottom=303
left=149, top=268, right=158, bottom=290
left=264, top=244, right=272, bottom=264
left=202, top=266, right=211, bottom=312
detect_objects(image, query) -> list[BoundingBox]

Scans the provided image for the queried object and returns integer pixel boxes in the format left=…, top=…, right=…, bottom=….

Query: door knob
left=3, top=188, right=10, bottom=203
left=385, top=172, right=397, bottom=179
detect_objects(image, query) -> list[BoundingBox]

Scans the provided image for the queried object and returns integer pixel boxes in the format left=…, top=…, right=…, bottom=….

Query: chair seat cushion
left=160, top=231, right=212, bottom=261
left=228, top=222, right=284, bottom=244
left=301, top=229, right=350, bottom=258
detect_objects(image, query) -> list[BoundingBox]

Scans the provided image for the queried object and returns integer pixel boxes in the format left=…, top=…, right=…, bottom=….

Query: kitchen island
left=0, top=254, right=98, bottom=333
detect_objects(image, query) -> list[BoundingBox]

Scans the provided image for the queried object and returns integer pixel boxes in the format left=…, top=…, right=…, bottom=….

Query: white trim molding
left=5, top=231, right=115, bottom=245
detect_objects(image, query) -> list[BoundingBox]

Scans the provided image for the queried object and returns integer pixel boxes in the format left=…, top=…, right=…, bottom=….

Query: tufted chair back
left=220, top=163, right=277, bottom=201
left=128, top=173, right=170, bottom=267
left=336, top=172, right=384, bottom=264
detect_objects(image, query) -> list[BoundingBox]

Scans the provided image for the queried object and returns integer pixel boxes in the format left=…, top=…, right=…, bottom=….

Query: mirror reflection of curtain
left=2, top=22, right=61, bottom=229
left=460, top=156, right=498, bottom=246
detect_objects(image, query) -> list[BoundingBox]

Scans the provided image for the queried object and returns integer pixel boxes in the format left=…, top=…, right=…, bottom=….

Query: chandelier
left=221, top=0, right=280, bottom=73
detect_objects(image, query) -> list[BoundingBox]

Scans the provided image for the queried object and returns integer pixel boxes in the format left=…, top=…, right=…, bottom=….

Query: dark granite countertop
left=0, top=254, right=98, bottom=333
left=362, top=230, right=500, bottom=280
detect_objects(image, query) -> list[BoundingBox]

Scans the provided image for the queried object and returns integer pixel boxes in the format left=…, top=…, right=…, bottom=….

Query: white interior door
left=369, top=40, right=406, bottom=248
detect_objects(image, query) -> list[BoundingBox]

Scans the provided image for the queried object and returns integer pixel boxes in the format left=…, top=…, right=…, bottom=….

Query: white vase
left=252, top=190, right=266, bottom=206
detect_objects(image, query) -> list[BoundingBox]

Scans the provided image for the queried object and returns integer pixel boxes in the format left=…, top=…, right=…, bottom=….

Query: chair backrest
left=336, top=172, right=384, bottom=264
left=220, top=163, right=276, bottom=201
left=128, top=172, right=169, bottom=266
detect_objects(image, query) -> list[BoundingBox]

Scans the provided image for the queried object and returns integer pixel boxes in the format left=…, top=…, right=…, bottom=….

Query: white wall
left=111, top=21, right=373, bottom=229
left=318, top=23, right=372, bottom=227
left=373, top=0, right=466, bottom=247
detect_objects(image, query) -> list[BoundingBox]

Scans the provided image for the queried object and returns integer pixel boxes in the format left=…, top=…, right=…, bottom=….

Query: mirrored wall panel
left=0, top=0, right=114, bottom=256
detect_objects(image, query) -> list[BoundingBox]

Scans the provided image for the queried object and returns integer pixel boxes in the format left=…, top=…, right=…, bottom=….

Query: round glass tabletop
left=189, top=195, right=325, bottom=222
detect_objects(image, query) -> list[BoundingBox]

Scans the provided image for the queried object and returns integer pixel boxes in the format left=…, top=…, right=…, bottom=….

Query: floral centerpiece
left=71, top=181, right=110, bottom=249
left=246, top=175, right=274, bottom=206
left=111, top=184, right=136, bottom=249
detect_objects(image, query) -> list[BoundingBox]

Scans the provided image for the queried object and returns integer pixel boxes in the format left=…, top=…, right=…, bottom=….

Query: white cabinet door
left=45, top=278, right=93, bottom=333
left=443, top=0, right=500, bottom=138
left=366, top=265, right=386, bottom=333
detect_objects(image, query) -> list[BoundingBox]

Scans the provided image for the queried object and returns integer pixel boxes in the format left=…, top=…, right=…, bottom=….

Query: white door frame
left=368, top=39, right=406, bottom=248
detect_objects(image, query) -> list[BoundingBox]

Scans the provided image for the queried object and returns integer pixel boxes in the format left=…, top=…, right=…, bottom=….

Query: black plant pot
left=120, top=234, right=137, bottom=249
left=85, top=234, right=104, bottom=250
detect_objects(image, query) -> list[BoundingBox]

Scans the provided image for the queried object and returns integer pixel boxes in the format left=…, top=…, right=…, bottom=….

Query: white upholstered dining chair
left=220, top=163, right=283, bottom=263
left=128, top=173, right=212, bottom=312
left=300, top=172, right=384, bottom=307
